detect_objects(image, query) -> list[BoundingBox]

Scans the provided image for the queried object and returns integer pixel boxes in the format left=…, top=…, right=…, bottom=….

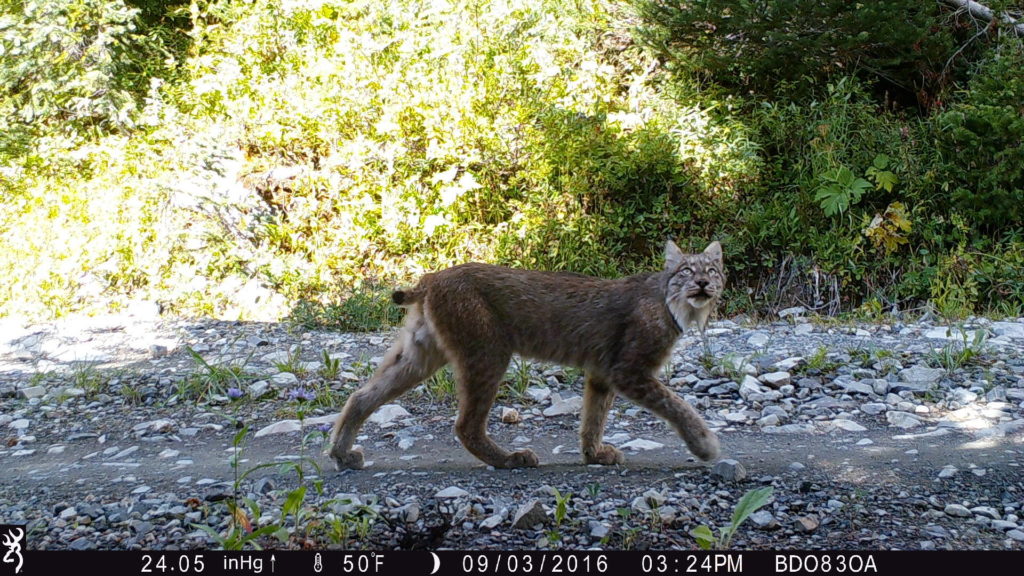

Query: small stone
left=18, top=386, right=47, bottom=400
left=856, top=438, right=874, bottom=446
left=860, top=403, right=887, bottom=416
left=526, top=387, right=551, bottom=403
left=898, top=365, right=945, bottom=385
left=747, top=332, right=770, bottom=347
left=59, top=507, right=78, bottom=520
left=778, top=306, right=807, bottom=318
left=501, top=407, right=521, bottom=424
left=832, top=419, right=867, bottom=432
left=247, top=380, right=270, bottom=398
left=739, top=376, right=764, bottom=400
left=589, top=520, right=610, bottom=539
left=794, top=516, right=819, bottom=532
left=938, top=465, right=958, bottom=479
left=159, top=449, right=180, bottom=459
left=971, top=506, right=1000, bottom=520
left=789, top=462, right=806, bottom=470
left=9, top=419, right=30, bottom=431
left=711, top=459, right=747, bottom=483
left=368, top=404, right=411, bottom=425
left=270, top=372, right=298, bottom=386
left=617, top=438, right=663, bottom=452
left=750, top=510, right=779, bottom=529
left=944, top=504, right=972, bottom=518
left=760, top=372, right=791, bottom=388
left=47, top=445, right=66, bottom=454
left=253, top=420, right=301, bottom=437
left=992, top=520, right=1018, bottom=531
left=840, top=381, right=876, bottom=396
left=886, top=411, right=923, bottom=429
left=512, top=499, right=547, bottom=529
left=435, top=487, right=470, bottom=498
left=1007, top=529, right=1024, bottom=542
left=543, top=394, right=583, bottom=417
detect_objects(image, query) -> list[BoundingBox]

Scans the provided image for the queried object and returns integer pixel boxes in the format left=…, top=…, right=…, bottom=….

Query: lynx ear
left=665, top=240, right=684, bottom=270
left=704, top=241, right=722, bottom=261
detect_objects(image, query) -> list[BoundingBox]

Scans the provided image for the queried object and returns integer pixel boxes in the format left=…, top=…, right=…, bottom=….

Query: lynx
left=329, top=240, right=724, bottom=470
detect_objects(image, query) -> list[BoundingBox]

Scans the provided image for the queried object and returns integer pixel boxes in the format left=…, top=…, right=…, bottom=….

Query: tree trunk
left=940, top=0, right=1024, bottom=36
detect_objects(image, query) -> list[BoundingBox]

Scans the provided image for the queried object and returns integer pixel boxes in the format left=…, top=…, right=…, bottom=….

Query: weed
left=71, top=363, right=106, bottom=398
left=423, top=367, right=457, bottom=403
left=546, top=488, right=573, bottom=547
left=274, top=346, right=308, bottom=377
left=691, top=486, right=774, bottom=550
left=319, top=350, right=342, bottom=380
left=504, top=357, right=534, bottom=399
left=929, top=325, right=989, bottom=371
left=180, top=347, right=256, bottom=401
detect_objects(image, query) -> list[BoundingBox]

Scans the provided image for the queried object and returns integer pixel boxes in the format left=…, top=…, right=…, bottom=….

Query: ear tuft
left=704, top=241, right=722, bottom=260
left=665, top=240, right=684, bottom=270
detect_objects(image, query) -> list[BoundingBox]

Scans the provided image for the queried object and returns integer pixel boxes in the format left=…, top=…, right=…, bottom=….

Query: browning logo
left=1, top=526, right=23, bottom=575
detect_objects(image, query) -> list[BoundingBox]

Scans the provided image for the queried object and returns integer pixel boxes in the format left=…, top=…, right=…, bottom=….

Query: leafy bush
left=935, top=40, right=1024, bottom=232
left=634, top=0, right=964, bottom=106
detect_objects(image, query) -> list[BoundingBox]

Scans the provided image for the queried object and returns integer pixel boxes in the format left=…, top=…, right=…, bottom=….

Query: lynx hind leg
left=329, top=308, right=445, bottom=470
left=615, top=376, right=720, bottom=462
left=452, top=354, right=539, bottom=469
left=581, top=375, right=624, bottom=465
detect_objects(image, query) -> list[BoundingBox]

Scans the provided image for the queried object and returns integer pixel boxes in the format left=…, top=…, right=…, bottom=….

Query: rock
left=512, top=499, right=547, bottom=529
left=991, top=321, right=1024, bottom=339
left=991, top=520, right=1017, bottom=531
left=368, top=404, right=411, bottom=425
left=543, top=394, right=583, bottom=417
left=750, top=510, right=779, bottom=529
left=832, top=419, right=867, bottom=432
left=860, top=403, right=887, bottom=416
left=760, top=372, right=791, bottom=388
left=253, top=420, right=301, bottom=438
left=589, top=520, right=610, bottom=539
left=525, top=387, right=551, bottom=403
left=435, top=487, right=470, bottom=498
left=8, top=419, right=29, bottom=431
left=739, top=376, right=764, bottom=400
left=18, top=386, right=46, bottom=400
left=711, top=459, right=747, bottom=483
left=779, top=306, right=807, bottom=318
left=747, top=332, right=770, bottom=348
left=619, top=438, right=664, bottom=451
left=247, top=380, right=270, bottom=398
left=840, top=381, right=876, bottom=396
left=938, top=466, right=958, bottom=479
left=944, top=504, right=972, bottom=518
left=1008, top=530, right=1024, bottom=542
left=480, top=513, right=504, bottom=530
left=886, top=411, right=923, bottom=429
left=270, top=372, right=298, bottom=386
left=59, top=506, right=78, bottom=520
left=758, top=415, right=781, bottom=427
left=898, top=365, right=945, bottom=385
left=855, top=438, right=874, bottom=446
left=794, top=516, right=819, bottom=532
left=772, top=357, right=804, bottom=371
left=971, top=506, right=1000, bottom=520
left=794, top=323, right=814, bottom=336
left=501, top=407, right=521, bottom=424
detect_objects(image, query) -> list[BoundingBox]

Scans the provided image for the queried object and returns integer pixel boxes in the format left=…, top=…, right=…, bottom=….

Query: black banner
left=10, top=550, right=1020, bottom=576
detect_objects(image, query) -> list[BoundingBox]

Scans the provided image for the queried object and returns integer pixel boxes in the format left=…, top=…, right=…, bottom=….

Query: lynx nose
left=696, top=278, right=709, bottom=289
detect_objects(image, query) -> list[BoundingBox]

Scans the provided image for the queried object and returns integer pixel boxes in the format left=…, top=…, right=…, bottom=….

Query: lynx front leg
left=329, top=312, right=445, bottom=470
left=614, top=375, right=720, bottom=462
left=453, top=356, right=539, bottom=469
left=580, top=374, right=624, bottom=465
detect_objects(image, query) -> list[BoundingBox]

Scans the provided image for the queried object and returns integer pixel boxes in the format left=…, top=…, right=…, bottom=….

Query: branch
left=940, top=0, right=1024, bottom=36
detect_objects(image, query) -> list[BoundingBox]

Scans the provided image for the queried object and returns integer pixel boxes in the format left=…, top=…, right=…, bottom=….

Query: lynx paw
left=331, top=448, right=365, bottom=470
left=502, top=449, right=539, bottom=469
left=583, top=444, right=625, bottom=466
left=691, top=431, right=720, bottom=462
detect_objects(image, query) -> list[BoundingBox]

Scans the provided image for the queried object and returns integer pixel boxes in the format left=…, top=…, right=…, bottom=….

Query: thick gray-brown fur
left=329, top=240, right=724, bottom=470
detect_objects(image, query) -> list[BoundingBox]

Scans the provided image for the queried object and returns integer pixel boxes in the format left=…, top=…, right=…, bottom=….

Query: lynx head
left=664, top=240, right=725, bottom=330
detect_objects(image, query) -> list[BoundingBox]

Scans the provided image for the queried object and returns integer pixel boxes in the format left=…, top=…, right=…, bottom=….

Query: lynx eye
left=681, top=267, right=694, bottom=276
left=708, top=268, right=720, bottom=277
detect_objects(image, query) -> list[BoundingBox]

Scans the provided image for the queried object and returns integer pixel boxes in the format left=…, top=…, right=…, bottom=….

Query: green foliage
left=935, top=40, right=1024, bottom=232
left=691, top=486, right=773, bottom=550
left=635, top=0, right=962, bottom=105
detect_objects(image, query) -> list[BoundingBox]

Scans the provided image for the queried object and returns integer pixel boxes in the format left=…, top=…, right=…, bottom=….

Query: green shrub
left=935, top=41, right=1024, bottom=233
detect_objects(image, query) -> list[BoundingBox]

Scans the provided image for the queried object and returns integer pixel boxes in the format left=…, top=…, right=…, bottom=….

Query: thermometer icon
left=314, top=553, right=323, bottom=573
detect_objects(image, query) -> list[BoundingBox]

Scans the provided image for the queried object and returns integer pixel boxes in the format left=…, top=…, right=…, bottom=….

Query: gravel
left=1, top=312, right=1023, bottom=550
